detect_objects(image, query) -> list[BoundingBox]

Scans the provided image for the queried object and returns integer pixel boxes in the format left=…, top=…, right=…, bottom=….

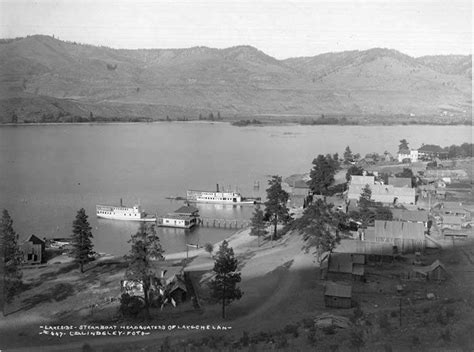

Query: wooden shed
left=169, top=278, right=188, bottom=304
left=324, top=282, right=352, bottom=308
left=22, top=235, right=45, bottom=264
left=413, top=260, right=448, bottom=282
left=326, top=253, right=365, bottom=281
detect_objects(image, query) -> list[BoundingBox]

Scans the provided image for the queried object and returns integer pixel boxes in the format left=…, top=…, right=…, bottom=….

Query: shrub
left=351, top=304, right=364, bottom=323
left=204, top=243, right=213, bottom=256
left=307, top=329, right=317, bottom=346
left=240, top=331, right=250, bottom=347
left=275, top=335, right=288, bottom=349
left=411, top=335, right=421, bottom=346
left=284, top=323, right=299, bottom=337
left=302, top=317, right=315, bottom=329
left=119, top=293, right=144, bottom=316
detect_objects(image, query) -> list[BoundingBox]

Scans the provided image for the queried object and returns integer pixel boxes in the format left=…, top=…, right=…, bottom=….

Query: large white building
left=397, top=149, right=419, bottom=163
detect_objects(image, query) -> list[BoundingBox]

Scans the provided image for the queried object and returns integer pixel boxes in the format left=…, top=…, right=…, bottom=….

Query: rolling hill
left=0, top=35, right=471, bottom=123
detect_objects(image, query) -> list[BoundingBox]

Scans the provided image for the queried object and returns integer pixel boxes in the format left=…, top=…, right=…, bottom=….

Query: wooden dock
left=198, top=217, right=250, bottom=229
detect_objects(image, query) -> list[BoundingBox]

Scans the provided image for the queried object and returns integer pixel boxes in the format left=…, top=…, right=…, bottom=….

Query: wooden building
left=22, top=235, right=45, bottom=264
left=388, top=177, right=412, bottom=188
left=324, top=253, right=365, bottom=281
left=370, top=220, right=426, bottom=252
left=413, top=260, right=448, bottom=282
left=324, top=282, right=352, bottom=308
left=391, top=209, right=428, bottom=226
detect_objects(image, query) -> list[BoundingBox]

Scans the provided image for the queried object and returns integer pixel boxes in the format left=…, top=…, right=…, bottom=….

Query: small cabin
left=169, top=278, right=188, bottom=304
left=413, top=260, right=448, bottom=282
left=324, top=282, right=352, bottom=308
left=22, top=235, right=45, bottom=264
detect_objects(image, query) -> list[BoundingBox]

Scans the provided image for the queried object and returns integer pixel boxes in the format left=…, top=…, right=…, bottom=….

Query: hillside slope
left=0, top=36, right=471, bottom=123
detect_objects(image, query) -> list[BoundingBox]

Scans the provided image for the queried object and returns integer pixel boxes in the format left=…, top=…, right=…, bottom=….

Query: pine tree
left=208, top=240, right=242, bottom=319
left=309, top=155, right=337, bottom=195
left=125, top=222, right=164, bottom=316
left=250, top=206, right=266, bottom=247
left=264, top=176, right=290, bottom=241
left=359, top=184, right=372, bottom=209
left=294, top=200, right=345, bottom=261
left=346, top=165, right=364, bottom=182
left=343, top=146, right=353, bottom=164
left=71, top=208, right=94, bottom=273
left=1, top=209, right=23, bottom=304
left=399, top=139, right=409, bottom=151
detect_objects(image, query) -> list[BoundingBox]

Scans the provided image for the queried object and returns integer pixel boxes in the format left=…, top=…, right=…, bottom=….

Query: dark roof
left=328, top=253, right=365, bottom=276
left=442, top=215, right=463, bottom=225
left=328, top=253, right=353, bottom=274
left=413, top=260, right=447, bottom=275
left=293, top=179, right=310, bottom=188
left=26, top=234, right=45, bottom=244
left=418, top=145, right=447, bottom=154
left=391, top=209, right=428, bottom=223
left=174, top=205, right=199, bottom=214
left=170, top=279, right=187, bottom=293
left=388, top=177, right=412, bottom=188
left=325, top=282, right=352, bottom=298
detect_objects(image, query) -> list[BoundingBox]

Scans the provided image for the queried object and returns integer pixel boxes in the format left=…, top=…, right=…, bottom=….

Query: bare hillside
left=0, top=36, right=471, bottom=123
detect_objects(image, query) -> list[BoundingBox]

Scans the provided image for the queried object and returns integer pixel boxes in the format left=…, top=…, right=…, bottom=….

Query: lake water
left=0, top=122, right=471, bottom=256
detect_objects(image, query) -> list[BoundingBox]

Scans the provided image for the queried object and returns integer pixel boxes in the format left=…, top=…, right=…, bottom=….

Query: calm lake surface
left=0, top=122, right=471, bottom=256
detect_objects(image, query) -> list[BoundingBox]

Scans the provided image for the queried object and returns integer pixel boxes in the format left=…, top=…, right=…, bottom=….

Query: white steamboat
left=96, top=199, right=156, bottom=222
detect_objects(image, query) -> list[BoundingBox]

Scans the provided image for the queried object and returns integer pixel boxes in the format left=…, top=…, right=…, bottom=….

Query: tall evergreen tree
left=343, top=146, right=353, bottom=164
left=309, top=155, right=337, bottom=195
left=125, top=223, right=164, bottom=316
left=293, top=200, right=346, bottom=261
left=208, top=240, right=242, bottom=319
left=399, top=139, right=409, bottom=151
left=359, top=184, right=373, bottom=209
left=345, top=165, right=364, bottom=182
left=358, top=185, right=373, bottom=228
left=250, top=206, right=267, bottom=247
left=1, top=209, right=23, bottom=304
left=71, top=208, right=94, bottom=273
left=264, top=176, right=290, bottom=241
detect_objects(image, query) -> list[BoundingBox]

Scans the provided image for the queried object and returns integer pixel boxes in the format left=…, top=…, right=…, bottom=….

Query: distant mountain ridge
left=0, top=35, right=471, bottom=123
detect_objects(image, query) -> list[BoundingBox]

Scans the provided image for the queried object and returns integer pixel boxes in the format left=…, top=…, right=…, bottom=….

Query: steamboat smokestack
left=216, top=184, right=219, bottom=192
left=120, top=198, right=123, bottom=207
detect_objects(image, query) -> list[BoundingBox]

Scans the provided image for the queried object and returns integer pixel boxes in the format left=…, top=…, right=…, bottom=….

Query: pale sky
left=0, top=0, right=471, bottom=59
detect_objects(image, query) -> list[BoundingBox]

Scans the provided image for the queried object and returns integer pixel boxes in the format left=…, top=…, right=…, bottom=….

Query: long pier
left=198, top=217, right=250, bottom=229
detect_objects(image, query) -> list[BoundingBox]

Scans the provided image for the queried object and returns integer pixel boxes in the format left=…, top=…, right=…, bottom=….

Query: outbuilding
left=413, top=260, right=448, bottom=282
left=324, top=282, right=352, bottom=308
left=22, top=235, right=45, bottom=264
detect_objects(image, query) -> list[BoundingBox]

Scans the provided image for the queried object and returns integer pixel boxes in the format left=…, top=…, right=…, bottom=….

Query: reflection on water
left=95, top=217, right=235, bottom=256
left=1, top=123, right=471, bottom=256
